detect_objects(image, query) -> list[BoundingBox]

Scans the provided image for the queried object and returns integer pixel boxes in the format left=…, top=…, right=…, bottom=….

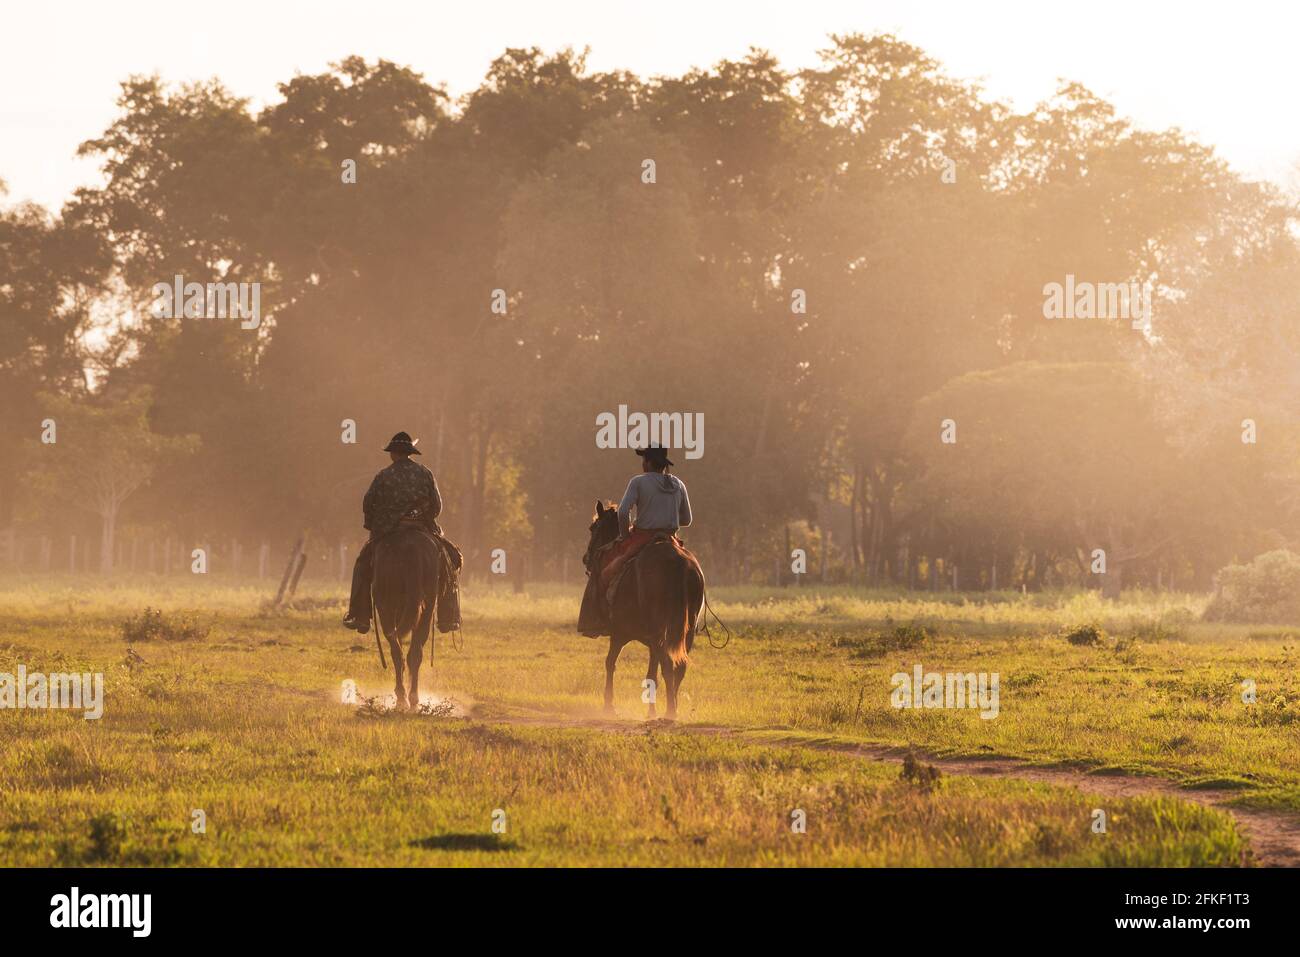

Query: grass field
left=2, top=576, right=1296, bottom=866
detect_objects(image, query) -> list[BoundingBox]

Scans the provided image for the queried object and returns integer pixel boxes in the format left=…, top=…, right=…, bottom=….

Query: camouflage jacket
left=363, top=458, right=443, bottom=537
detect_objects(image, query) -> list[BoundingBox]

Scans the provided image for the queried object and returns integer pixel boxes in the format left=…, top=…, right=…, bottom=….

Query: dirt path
left=466, top=706, right=1300, bottom=867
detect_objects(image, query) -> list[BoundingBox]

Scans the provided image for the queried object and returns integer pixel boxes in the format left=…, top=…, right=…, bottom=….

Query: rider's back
left=619, top=472, right=692, bottom=532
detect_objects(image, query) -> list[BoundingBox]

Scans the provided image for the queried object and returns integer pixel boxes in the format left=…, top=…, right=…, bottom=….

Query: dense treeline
left=2, top=35, right=1298, bottom=588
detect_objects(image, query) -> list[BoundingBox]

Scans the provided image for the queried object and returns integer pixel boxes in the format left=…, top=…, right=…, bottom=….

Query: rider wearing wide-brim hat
left=382, top=432, right=421, bottom=456
left=342, top=431, right=448, bottom=632
left=598, top=445, right=693, bottom=584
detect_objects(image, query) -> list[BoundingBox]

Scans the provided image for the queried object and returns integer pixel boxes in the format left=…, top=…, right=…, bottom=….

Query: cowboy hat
left=383, top=431, right=422, bottom=455
left=634, top=445, right=674, bottom=466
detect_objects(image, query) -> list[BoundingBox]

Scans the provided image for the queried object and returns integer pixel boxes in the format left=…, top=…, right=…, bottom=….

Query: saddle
left=394, top=517, right=463, bottom=570
left=603, top=532, right=689, bottom=599
left=578, top=533, right=698, bottom=638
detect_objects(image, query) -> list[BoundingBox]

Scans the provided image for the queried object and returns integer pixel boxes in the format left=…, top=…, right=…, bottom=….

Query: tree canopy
left=4, top=36, right=1297, bottom=590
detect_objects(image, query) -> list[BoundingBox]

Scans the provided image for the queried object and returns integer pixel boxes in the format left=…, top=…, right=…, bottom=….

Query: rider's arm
left=677, top=479, right=693, bottom=529
left=427, top=471, right=443, bottom=520
left=362, top=473, right=383, bottom=530
left=617, top=477, right=638, bottom=537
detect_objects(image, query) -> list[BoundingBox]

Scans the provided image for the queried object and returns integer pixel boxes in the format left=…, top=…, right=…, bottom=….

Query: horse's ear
left=595, top=500, right=604, bottom=514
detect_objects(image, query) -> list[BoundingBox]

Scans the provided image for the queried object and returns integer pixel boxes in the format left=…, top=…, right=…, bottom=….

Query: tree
left=23, top=392, right=198, bottom=572
left=903, top=362, right=1202, bottom=597
left=0, top=202, right=109, bottom=530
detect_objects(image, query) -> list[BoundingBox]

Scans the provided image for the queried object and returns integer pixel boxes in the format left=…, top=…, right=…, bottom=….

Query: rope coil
left=699, top=590, right=734, bottom=649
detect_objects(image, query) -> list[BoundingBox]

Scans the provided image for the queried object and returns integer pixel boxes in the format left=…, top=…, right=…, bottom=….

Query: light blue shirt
left=618, top=472, right=692, bottom=533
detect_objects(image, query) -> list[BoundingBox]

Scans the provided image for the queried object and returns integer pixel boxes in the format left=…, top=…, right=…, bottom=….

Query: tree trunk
left=1101, top=562, right=1124, bottom=600
left=100, top=506, right=117, bottom=574
left=848, top=465, right=863, bottom=576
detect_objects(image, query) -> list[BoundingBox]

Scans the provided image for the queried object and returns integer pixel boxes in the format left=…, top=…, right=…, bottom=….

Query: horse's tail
left=665, top=550, right=691, bottom=667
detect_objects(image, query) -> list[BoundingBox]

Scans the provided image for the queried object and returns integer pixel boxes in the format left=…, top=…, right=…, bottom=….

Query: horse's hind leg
left=407, top=607, right=434, bottom=711
left=604, top=637, right=625, bottom=714
left=644, top=651, right=659, bottom=719
left=658, top=649, right=679, bottom=720
left=387, top=631, right=407, bottom=710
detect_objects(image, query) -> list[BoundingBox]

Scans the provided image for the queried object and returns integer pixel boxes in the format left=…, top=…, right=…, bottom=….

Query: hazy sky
left=2, top=0, right=1297, bottom=210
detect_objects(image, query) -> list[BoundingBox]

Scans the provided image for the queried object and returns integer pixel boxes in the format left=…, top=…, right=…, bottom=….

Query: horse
left=583, top=501, right=705, bottom=720
left=371, top=525, right=441, bottom=711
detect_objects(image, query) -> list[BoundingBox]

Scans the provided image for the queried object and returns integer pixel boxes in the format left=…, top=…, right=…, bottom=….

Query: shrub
left=87, top=813, right=127, bottom=862
left=887, top=624, right=932, bottom=650
left=120, top=607, right=210, bottom=643
left=899, top=752, right=942, bottom=793
left=832, top=623, right=932, bottom=659
left=1203, top=550, right=1300, bottom=624
left=1126, top=618, right=1183, bottom=643
left=1061, top=622, right=1106, bottom=646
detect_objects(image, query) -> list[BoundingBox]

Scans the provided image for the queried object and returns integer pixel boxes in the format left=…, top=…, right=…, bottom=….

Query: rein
left=698, top=588, right=734, bottom=649
left=587, top=510, right=734, bottom=651
left=370, top=531, right=464, bottom=668
left=371, top=570, right=386, bottom=670
left=441, top=543, right=464, bottom=653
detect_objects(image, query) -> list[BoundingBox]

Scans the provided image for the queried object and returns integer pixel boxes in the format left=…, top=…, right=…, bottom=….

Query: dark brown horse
left=583, top=501, right=705, bottom=720
left=371, top=525, right=441, bottom=711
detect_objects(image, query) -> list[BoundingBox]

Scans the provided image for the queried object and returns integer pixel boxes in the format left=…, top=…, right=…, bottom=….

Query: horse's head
left=583, top=500, right=619, bottom=571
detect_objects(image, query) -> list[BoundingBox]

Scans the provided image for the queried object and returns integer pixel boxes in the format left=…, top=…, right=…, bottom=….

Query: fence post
left=287, top=551, right=307, bottom=600
left=274, top=535, right=305, bottom=606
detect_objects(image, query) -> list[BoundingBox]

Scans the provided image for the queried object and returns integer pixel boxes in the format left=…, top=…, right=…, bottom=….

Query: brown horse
left=371, top=525, right=441, bottom=711
left=583, top=501, right=705, bottom=720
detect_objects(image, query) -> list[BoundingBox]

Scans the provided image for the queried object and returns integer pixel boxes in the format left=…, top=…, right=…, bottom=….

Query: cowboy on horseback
left=578, top=445, right=695, bottom=637
left=578, top=445, right=704, bottom=718
left=608, top=445, right=692, bottom=576
left=342, top=431, right=461, bottom=634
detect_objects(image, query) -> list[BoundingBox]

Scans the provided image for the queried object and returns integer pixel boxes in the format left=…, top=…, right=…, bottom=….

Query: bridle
left=583, top=513, right=618, bottom=572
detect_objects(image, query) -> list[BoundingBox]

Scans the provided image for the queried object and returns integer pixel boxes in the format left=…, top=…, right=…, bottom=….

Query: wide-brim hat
left=383, top=431, right=421, bottom=455
left=635, top=445, right=674, bottom=466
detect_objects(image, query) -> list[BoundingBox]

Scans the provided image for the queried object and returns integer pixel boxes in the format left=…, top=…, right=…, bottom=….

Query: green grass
left=0, top=575, right=1293, bottom=865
